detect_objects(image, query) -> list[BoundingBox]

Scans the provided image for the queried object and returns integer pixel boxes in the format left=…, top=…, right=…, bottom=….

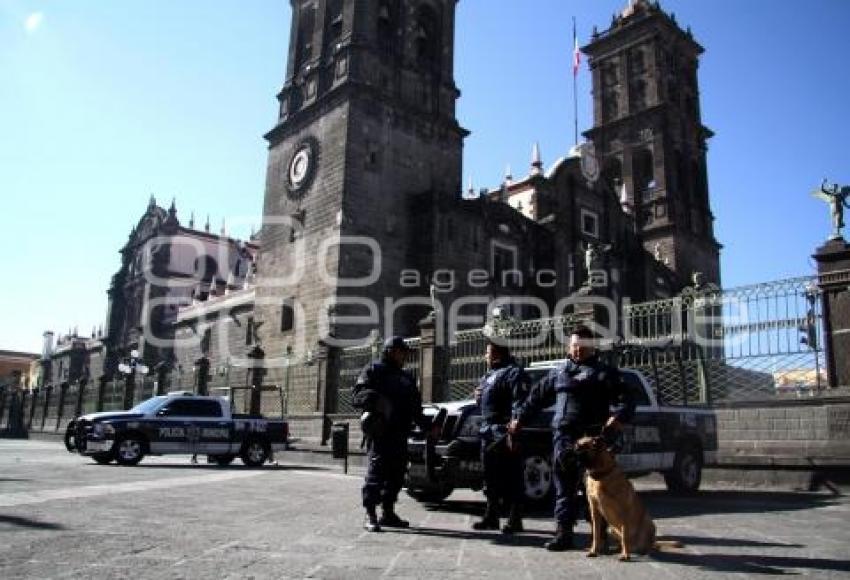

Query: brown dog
left=577, top=436, right=659, bottom=561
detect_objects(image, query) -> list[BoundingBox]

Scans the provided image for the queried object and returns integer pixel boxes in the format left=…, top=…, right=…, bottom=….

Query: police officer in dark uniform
left=510, top=326, right=635, bottom=550
left=353, top=336, right=434, bottom=532
left=472, top=342, right=530, bottom=533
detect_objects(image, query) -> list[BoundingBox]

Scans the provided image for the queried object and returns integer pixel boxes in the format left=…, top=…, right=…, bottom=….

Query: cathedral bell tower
left=583, top=0, right=721, bottom=286
left=255, top=0, right=467, bottom=361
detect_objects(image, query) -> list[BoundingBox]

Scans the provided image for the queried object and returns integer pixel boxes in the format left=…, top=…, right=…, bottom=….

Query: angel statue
left=812, top=179, right=850, bottom=240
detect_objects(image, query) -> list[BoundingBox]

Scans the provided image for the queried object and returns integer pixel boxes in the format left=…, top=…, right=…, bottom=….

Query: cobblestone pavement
left=2, top=440, right=849, bottom=579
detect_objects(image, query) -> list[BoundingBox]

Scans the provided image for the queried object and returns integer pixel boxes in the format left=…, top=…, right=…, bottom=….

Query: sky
left=1, top=0, right=848, bottom=354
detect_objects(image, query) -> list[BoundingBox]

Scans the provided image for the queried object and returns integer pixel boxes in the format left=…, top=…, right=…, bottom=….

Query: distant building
left=0, top=350, right=40, bottom=390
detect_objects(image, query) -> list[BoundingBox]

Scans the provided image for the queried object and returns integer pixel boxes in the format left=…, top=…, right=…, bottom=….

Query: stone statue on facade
left=584, top=242, right=611, bottom=274
left=812, top=179, right=850, bottom=240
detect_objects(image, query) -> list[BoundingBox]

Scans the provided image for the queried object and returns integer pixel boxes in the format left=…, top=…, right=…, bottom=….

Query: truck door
left=154, top=398, right=230, bottom=455
left=616, top=371, right=665, bottom=472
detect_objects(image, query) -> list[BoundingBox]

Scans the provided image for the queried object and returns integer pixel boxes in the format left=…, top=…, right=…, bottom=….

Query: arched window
left=280, top=298, right=295, bottom=333
left=194, top=255, right=218, bottom=282
left=632, top=149, right=654, bottom=195
left=294, top=6, right=316, bottom=72
left=630, top=79, right=647, bottom=111
left=323, top=0, right=343, bottom=55
left=602, top=156, right=623, bottom=194
left=414, top=5, right=440, bottom=70
left=378, top=0, right=398, bottom=55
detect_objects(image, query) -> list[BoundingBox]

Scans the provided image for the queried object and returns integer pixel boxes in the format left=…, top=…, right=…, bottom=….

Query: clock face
left=579, top=141, right=600, bottom=183
left=289, top=149, right=311, bottom=187
left=285, top=137, right=319, bottom=200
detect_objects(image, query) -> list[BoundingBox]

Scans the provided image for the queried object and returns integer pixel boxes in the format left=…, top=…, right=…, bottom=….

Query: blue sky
left=1, top=1, right=848, bottom=353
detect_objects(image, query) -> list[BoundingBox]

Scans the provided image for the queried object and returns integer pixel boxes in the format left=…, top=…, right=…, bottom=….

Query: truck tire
left=240, top=439, right=269, bottom=467
left=210, top=454, right=236, bottom=466
left=523, top=453, right=554, bottom=504
left=664, top=445, right=702, bottom=494
left=64, top=423, right=77, bottom=452
left=114, top=436, right=145, bottom=466
left=92, top=452, right=114, bottom=465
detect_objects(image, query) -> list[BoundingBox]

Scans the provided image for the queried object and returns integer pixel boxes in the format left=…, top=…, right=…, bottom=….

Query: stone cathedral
left=40, top=1, right=720, bottom=408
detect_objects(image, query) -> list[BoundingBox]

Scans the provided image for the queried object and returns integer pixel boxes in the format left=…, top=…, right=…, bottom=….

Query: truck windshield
left=129, top=397, right=167, bottom=414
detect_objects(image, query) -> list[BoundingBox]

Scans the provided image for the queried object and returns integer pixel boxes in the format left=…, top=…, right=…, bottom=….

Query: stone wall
left=715, top=400, right=850, bottom=466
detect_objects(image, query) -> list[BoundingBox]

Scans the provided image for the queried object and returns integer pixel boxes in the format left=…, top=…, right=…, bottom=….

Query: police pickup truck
left=406, top=362, right=717, bottom=503
left=65, top=391, right=289, bottom=467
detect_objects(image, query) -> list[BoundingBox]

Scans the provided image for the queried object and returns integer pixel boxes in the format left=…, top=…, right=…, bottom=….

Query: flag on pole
left=572, top=20, right=581, bottom=76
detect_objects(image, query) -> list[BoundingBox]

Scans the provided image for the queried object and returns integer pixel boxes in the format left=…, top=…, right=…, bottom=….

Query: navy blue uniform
left=353, top=359, right=427, bottom=510
left=477, top=358, right=530, bottom=506
left=517, top=356, right=635, bottom=526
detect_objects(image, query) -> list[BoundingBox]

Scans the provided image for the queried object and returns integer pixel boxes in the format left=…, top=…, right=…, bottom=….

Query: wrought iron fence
left=101, top=380, right=125, bottom=411
left=337, top=344, right=375, bottom=414
left=621, top=276, right=825, bottom=404
left=446, top=313, right=581, bottom=401
left=284, top=361, right=319, bottom=414
left=0, top=388, right=10, bottom=430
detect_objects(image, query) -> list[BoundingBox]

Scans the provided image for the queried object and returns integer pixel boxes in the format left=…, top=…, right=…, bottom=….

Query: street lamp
left=118, top=350, right=149, bottom=409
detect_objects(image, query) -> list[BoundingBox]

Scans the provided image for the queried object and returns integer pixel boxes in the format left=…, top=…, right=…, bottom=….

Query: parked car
left=65, top=390, right=289, bottom=467
left=406, top=361, right=717, bottom=503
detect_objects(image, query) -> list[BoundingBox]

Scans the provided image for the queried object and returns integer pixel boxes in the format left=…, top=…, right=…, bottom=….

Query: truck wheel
left=114, top=436, right=145, bottom=466
left=92, top=452, right=114, bottom=465
left=240, top=439, right=269, bottom=467
left=664, top=446, right=702, bottom=494
left=406, top=486, right=454, bottom=503
left=523, top=453, right=554, bottom=504
left=63, top=424, right=77, bottom=452
left=210, top=454, right=236, bottom=466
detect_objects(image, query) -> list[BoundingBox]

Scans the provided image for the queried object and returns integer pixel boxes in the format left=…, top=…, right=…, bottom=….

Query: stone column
left=814, top=238, right=850, bottom=389
left=194, top=356, right=211, bottom=396
left=418, top=313, right=446, bottom=403
left=247, top=346, right=266, bottom=416
left=314, top=341, right=339, bottom=445
left=95, top=376, right=107, bottom=412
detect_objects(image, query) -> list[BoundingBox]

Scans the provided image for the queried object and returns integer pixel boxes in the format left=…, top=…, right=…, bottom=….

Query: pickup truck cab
left=407, top=362, right=717, bottom=503
left=65, top=391, right=289, bottom=467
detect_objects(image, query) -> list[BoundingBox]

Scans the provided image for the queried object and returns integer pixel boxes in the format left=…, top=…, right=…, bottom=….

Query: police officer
left=472, top=342, right=530, bottom=533
left=509, top=326, right=635, bottom=550
left=353, top=336, right=433, bottom=532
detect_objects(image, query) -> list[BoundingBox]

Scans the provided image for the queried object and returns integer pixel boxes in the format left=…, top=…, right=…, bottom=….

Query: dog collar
left=586, top=465, right=617, bottom=479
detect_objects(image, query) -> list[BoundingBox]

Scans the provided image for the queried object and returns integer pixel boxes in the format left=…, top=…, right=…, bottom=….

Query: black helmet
left=383, top=336, right=410, bottom=352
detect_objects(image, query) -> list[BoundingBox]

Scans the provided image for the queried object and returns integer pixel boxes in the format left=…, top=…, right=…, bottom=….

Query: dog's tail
left=653, top=539, right=684, bottom=552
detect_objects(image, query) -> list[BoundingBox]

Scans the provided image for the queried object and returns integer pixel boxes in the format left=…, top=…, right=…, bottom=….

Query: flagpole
left=572, top=16, right=579, bottom=147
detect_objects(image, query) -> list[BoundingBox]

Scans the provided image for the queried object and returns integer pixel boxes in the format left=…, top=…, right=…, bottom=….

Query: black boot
left=379, top=503, right=410, bottom=528
left=501, top=504, right=524, bottom=534
left=544, top=524, right=574, bottom=551
left=364, top=506, right=381, bottom=532
left=472, top=499, right=500, bottom=530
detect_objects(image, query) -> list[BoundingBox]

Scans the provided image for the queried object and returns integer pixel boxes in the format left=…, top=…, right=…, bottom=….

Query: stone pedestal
left=814, top=238, right=850, bottom=389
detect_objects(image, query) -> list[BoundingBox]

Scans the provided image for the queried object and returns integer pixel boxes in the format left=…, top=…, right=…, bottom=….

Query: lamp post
left=117, top=349, right=149, bottom=409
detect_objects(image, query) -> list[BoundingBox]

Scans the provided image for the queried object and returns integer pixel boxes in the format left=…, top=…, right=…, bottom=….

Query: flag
left=572, top=20, right=580, bottom=76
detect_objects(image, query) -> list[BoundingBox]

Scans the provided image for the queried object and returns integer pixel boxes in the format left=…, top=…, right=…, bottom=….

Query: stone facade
left=38, top=0, right=718, bottom=410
